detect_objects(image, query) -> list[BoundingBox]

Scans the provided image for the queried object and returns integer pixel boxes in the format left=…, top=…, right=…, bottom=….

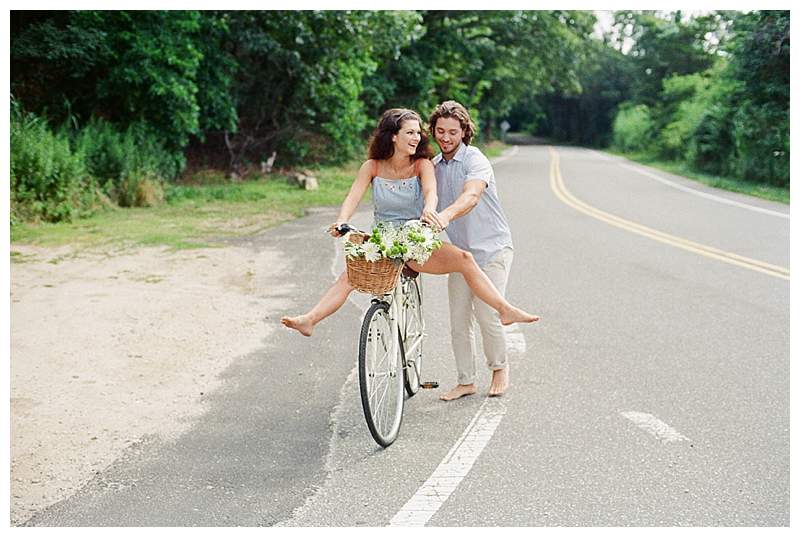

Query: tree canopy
left=10, top=10, right=789, bottom=223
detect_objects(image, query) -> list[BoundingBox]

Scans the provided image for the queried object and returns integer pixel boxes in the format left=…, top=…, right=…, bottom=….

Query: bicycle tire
left=402, top=276, right=424, bottom=396
left=358, top=300, right=405, bottom=447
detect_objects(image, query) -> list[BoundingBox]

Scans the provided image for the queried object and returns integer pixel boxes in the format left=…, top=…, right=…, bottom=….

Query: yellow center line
left=548, top=147, right=789, bottom=281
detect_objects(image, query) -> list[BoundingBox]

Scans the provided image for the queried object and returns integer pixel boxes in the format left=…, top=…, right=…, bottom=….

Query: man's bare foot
left=488, top=367, right=509, bottom=397
left=280, top=314, right=314, bottom=337
left=500, top=305, right=540, bottom=326
left=439, top=383, right=477, bottom=401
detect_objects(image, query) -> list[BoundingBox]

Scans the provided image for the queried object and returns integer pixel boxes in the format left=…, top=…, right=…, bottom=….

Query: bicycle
left=336, top=223, right=435, bottom=447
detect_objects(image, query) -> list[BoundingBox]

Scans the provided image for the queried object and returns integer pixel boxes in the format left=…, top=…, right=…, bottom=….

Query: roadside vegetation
left=10, top=10, right=788, bottom=251
left=513, top=11, right=789, bottom=202
left=11, top=142, right=507, bottom=251
left=604, top=150, right=789, bottom=204
left=10, top=164, right=358, bottom=250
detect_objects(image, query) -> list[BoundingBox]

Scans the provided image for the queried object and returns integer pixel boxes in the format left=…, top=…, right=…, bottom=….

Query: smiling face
left=392, top=119, right=422, bottom=157
left=434, top=116, right=465, bottom=159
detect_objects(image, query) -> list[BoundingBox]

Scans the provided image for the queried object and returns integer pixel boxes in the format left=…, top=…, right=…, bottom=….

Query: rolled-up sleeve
left=465, top=150, right=493, bottom=187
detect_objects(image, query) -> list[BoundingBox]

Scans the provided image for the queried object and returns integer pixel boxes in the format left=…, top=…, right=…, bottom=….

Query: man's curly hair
left=428, top=100, right=477, bottom=145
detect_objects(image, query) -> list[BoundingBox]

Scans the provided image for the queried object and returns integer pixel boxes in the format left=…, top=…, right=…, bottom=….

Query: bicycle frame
left=373, top=273, right=409, bottom=365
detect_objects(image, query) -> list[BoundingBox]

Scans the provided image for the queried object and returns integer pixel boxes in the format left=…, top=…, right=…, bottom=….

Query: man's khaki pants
left=446, top=248, right=513, bottom=385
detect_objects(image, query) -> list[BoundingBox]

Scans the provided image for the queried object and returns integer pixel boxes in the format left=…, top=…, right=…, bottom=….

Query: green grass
left=477, top=140, right=509, bottom=159
left=10, top=143, right=515, bottom=254
left=11, top=162, right=363, bottom=252
left=605, top=149, right=789, bottom=204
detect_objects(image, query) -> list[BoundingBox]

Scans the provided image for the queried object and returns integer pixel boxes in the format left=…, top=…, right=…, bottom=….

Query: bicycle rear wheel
left=402, top=276, right=424, bottom=396
left=358, top=301, right=404, bottom=447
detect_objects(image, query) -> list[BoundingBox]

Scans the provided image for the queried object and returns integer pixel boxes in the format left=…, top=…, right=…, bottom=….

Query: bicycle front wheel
left=358, top=301, right=405, bottom=447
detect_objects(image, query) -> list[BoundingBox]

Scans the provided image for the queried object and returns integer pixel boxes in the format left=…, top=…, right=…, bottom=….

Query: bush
left=10, top=102, right=180, bottom=224
left=112, top=174, right=165, bottom=208
left=686, top=100, right=734, bottom=177
left=10, top=104, right=99, bottom=223
left=74, top=119, right=182, bottom=200
left=612, top=103, right=655, bottom=153
left=657, top=72, right=712, bottom=161
left=72, top=118, right=181, bottom=207
left=731, top=102, right=789, bottom=187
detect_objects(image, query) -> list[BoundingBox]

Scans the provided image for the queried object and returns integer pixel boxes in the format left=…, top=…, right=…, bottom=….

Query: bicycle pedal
left=420, top=381, right=439, bottom=389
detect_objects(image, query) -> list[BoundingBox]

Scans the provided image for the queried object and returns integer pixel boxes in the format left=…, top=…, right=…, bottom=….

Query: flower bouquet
left=343, top=220, right=442, bottom=294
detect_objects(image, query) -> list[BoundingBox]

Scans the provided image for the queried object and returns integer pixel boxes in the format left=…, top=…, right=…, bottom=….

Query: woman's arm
left=418, top=159, right=438, bottom=213
left=330, top=159, right=374, bottom=235
left=418, top=159, right=446, bottom=231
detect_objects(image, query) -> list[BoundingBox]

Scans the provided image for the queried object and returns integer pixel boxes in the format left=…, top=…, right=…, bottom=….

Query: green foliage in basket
left=344, top=220, right=442, bottom=265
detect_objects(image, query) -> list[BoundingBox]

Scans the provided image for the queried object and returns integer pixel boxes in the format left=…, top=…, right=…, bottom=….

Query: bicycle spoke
left=378, top=376, right=391, bottom=432
left=370, top=370, right=390, bottom=405
left=374, top=366, right=392, bottom=429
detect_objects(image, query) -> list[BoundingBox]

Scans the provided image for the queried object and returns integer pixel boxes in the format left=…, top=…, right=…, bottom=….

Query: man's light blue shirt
left=433, top=143, right=513, bottom=267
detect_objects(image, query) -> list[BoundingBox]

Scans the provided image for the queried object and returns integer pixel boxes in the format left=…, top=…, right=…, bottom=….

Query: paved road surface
left=25, top=145, right=789, bottom=526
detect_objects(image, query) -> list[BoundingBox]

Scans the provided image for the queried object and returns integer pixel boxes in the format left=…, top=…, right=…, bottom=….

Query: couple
left=282, top=101, right=539, bottom=400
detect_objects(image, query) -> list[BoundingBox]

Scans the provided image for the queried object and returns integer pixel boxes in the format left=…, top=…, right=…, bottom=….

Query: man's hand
left=421, top=208, right=448, bottom=232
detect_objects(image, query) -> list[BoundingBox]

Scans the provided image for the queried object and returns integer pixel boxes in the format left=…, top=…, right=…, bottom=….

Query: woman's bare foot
left=499, top=305, right=540, bottom=326
left=439, top=383, right=477, bottom=401
left=280, top=314, right=314, bottom=337
left=488, top=367, right=509, bottom=397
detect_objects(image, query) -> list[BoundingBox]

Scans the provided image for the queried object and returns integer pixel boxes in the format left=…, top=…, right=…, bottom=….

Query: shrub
left=611, top=104, right=655, bottom=153
left=74, top=118, right=180, bottom=206
left=731, top=102, right=789, bottom=187
left=10, top=104, right=99, bottom=223
left=75, top=120, right=181, bottom=180
left=657, top=73, right=712, bottom=161
left=112, top=174, right=165, bottom=208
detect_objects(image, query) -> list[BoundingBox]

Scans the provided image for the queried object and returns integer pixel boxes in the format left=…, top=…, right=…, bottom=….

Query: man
left=424, top=100, right=537, bottom=401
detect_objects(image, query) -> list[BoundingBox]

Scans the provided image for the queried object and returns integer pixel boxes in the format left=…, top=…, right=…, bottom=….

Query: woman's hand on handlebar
left=328, top=222, right=352, bottom=237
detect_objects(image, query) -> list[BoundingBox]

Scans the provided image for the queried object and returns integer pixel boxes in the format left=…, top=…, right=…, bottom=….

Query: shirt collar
left=433, top=142, right=468, bottom=165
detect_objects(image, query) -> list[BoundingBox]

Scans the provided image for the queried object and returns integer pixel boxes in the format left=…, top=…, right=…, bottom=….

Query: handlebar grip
left=335, top=223, right=354, bottom=235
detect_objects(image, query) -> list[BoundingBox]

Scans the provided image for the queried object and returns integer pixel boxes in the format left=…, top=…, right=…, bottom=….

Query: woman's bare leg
left=408, top=244, right=539, bottom=326
left=281, top=271, right=354, bottom=336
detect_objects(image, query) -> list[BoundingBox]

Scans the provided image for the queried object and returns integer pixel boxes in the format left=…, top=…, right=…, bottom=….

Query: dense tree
left=9, top=9, right=788, bottom=223
left=12, top=11, right=236, bottom=154
left=215, top=10, right=419, bottom=171
left=364, top=11, right=595, bottom=137
left=606, top=10, right=789, bottom=186
left=518, top=37, right=635, bottom=146
left=722, top=10, right=789, bottom=184
left=611, top=11, right=723, bottom=106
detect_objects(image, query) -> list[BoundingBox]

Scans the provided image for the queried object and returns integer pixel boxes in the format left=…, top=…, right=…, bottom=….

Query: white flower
left=379, top=224, right=400, bottom=250
left=362, top=241, right=383, bottom=262
left=344, top=235, right=364, bottom=259
left=342, top=221, right=441, bottom=264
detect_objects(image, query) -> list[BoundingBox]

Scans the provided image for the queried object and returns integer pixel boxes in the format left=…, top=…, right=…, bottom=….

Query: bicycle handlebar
left=335, top=223, right=358, bottom=235
left=332, top=219, right=437, bottom=238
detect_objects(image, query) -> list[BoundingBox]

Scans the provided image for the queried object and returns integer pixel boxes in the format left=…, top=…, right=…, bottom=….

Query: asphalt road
left=24, top=144, right=789, bottom=526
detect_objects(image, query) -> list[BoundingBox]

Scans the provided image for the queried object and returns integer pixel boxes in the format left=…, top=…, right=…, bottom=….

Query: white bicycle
left=337, top=224, right=433, bottom=447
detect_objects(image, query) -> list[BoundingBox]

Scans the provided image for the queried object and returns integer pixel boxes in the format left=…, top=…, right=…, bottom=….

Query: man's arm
left=438, top=179, right=486, bottom=229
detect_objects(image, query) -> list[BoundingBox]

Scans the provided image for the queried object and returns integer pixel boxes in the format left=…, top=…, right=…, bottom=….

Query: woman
left=281, top=108, right=538, bottom=336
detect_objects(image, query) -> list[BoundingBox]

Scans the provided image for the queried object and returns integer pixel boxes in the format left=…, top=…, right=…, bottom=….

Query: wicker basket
left=345, top=233, right=403, bottom=295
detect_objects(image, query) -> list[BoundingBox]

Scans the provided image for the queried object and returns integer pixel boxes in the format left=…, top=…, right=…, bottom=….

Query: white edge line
left=490, top=144, right=519, bottom=165
left=588, top=149, right=788, bottom=219
left=389, top=398, right=507, bottom=526
left=388, top=321, right=526, bottom=526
